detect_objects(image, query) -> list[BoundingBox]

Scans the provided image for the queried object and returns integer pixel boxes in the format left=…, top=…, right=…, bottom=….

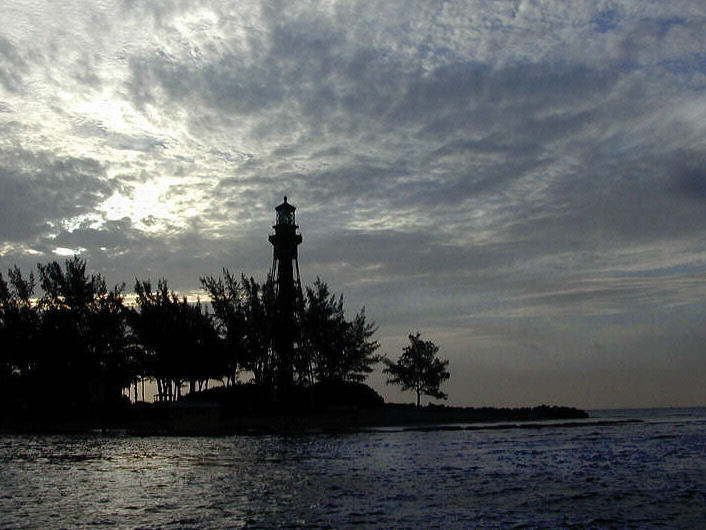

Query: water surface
left=1, top=408, right=704, bottom=528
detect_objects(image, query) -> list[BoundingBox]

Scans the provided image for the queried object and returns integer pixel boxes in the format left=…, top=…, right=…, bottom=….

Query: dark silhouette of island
left=0, top=198, right=588, bottom=434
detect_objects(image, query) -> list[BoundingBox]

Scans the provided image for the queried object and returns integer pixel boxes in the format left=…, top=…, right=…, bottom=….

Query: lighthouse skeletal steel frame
left=268, top=196, right=303, bottom=392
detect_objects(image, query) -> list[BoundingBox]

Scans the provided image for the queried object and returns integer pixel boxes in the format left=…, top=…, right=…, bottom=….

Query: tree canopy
left=201, top=272, right=379, bottom=391
left=301, top=278, right=379, bottom=385
left=131, top=278, right=220, bottom=402
left=1, top=257, right=382, bottom=413
left=383, top=333, right=450, bottom=407
left=1, top=256, right=131, bottom=411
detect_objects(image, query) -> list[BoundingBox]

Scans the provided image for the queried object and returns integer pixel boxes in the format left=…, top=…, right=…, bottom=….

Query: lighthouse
left=268, top=196, right=303, bottom=393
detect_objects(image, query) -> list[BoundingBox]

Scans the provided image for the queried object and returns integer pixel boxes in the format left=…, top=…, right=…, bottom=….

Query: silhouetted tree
left=383, top=333, right=449, bottom=407
left=239, top=275, right=277, bottom=387
left=0, top=267, right=39, bottom=379
left=1, top=253, right=383, bottom=412
left=182, top=299, right=221, bottom=394
left=131, top=279, right=219, bottom=401
left=301, top=279, right=379, bottom=384
left=121, top=342, right=149, bottom=403
left=88, top=282, right=133, bottom=392
left=202, top=273, right=380, bottom=392
left=34, top=256, right=130, bottom=407
left=343, top=309, right=380, bottom=382
left=132, top=279, right=178, bottom=401
left=201, top=271, right=277, bottom=387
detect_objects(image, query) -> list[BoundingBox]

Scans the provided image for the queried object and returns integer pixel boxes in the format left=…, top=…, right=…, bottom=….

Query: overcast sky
left=1, top=1, right=705, bottom=408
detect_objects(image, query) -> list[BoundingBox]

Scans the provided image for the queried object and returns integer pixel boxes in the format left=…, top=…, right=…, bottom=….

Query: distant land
left=1, top=382, right=588, bottom=435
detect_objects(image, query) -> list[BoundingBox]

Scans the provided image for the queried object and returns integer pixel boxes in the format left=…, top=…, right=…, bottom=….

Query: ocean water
left=0, top=408, right=704, bottom=528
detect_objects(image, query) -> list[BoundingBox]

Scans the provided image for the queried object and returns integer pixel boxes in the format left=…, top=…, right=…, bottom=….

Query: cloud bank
left=1, top=1, right=705, bottom=407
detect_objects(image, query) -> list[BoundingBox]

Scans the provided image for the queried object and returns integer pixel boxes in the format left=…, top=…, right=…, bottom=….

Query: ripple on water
left=1, top=411, right=705, bottom=527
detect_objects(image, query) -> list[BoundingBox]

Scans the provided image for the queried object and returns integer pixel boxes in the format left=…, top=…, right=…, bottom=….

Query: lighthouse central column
left=268, top=197, right=302, bottom=396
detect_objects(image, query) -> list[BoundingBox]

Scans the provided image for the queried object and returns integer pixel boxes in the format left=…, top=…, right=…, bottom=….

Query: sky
left=1, top=1, right=705, bottom=409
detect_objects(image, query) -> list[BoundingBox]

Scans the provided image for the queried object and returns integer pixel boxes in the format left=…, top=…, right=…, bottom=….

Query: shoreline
left=1, top=403, right=591, bottom=436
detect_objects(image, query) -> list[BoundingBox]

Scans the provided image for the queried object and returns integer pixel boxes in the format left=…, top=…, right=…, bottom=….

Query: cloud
left=0, top=34, right=27, bottom=92
left=672, top=151, right=706, bottom=200
left=0, top=0, right=705, bottom=406
left=0, top=148, right=111, bottom=241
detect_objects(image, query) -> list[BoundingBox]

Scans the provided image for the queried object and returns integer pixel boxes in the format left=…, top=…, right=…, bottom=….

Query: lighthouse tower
left=268, top=196, right=303, bottom=392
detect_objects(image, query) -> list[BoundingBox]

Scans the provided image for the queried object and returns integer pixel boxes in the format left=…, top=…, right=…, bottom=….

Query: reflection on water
left=1, top=408, right=705, bottom=528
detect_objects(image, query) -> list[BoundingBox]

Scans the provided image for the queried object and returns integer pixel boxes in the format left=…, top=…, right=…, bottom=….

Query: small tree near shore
left=383, top=333, right=450, bottom=407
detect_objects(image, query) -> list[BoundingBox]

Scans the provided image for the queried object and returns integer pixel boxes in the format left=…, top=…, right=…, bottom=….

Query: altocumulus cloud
left=0, top=0, right=704, bottom=407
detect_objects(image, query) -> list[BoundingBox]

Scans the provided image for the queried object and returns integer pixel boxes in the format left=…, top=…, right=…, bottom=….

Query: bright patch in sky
left=54, top=247, right=86, bottom=257
left=73, top=95, right=130, bottom=134
left=101, top=179, right=181, bottom=232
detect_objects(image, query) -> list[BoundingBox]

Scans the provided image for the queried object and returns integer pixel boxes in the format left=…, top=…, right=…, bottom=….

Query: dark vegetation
left=383, top=333, right=450, bottom=407
left=1, top=256, right=587, bottom=432
left=0, top=256, right=380, bottom=422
